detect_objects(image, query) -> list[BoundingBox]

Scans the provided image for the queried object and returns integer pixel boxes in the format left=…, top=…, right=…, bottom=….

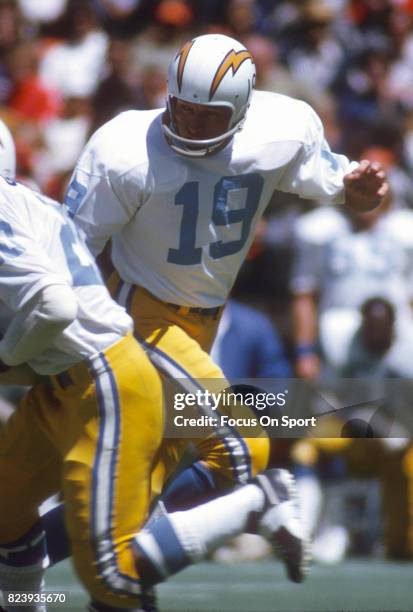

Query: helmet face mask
left=166, top=97, right=233, bottom=150
left=163, top=34, right=256, bottom=157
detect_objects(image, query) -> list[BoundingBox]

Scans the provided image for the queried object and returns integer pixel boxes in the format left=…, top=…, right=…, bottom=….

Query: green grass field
left=44, top=558, right=413, bottom=612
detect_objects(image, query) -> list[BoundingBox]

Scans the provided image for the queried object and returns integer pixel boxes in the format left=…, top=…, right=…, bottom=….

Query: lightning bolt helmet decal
left=209, top=49, right=254, bottom=101
left=176, top=40, right=195, bottom=93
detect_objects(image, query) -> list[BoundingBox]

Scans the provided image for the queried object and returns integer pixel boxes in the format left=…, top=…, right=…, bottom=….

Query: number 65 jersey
left=0, top=179, right=132, bottom=374
left=66, top=90, right=356, bottom=308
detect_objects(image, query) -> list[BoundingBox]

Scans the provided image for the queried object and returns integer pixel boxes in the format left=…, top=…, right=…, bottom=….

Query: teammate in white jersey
left=291, top=201, right=413, bottom=378
left=0, top=178, right=309, bottom=612
left=290, top=200, right=413, bottom=560
left=63, top=34, right=388, bottom=520
left=0, top=177, right=159, bottom=611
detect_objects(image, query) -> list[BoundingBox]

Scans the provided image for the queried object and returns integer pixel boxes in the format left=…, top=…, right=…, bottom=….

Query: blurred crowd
left=2, top=0, right=413, bottom=202
left=2, top=0, right=413, bottom=565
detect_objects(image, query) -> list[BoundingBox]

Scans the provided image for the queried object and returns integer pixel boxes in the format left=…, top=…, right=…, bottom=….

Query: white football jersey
left=66, top=90, right=355, bottom=307
left=291, top=206, right=413, bottom=319
left=0, top=178, right=132, bottom=374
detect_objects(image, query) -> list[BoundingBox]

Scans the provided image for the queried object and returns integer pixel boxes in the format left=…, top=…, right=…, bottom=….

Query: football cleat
left=140, top=588, right=158, bottom=612
left=87, top=589, right=158, bottom=612
left=254, top=468, right=311, bottom=583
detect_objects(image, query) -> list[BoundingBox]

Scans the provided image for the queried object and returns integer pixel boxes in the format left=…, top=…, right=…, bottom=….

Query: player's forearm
left=0, top=285, right=78, bottom=366
left=292, top=293, right=318, bottom=350
left=292, top=292, right=320, bottom=379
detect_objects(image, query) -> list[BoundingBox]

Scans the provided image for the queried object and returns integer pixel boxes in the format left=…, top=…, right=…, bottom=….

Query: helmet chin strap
left=162, top=120, right=244, bottom=157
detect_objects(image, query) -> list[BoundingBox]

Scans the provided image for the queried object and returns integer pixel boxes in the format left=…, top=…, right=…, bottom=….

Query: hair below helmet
left=163, top=34, right=256, bottom=156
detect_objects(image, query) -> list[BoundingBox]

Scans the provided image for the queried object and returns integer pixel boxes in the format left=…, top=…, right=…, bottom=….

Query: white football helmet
left=163, top=34, right=256, bottom=157
left=0, top=120, right=16, bottom=179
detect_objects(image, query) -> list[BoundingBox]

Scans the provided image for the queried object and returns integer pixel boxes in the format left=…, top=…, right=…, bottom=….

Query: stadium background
left=1, top=0, right=413, bottom=610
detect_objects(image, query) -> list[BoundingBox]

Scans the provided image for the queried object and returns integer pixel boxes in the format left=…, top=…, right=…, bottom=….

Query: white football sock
left=0, top=561, right=47, bottom=612
left=168, top=483, right=265, bottom=561
left=296, top=474, right=323, bottom=538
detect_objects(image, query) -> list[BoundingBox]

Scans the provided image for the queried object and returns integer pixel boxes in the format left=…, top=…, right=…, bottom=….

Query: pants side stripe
left=90, top=354, right=142, bottom=597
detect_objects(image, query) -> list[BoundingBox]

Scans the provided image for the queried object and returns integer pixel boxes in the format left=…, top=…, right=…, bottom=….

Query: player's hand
left=344, top=159, right=389, bottom=212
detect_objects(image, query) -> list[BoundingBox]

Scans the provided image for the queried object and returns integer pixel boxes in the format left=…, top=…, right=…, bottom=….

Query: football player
left=290, top=194, right=413, bottom=559
left=62, top=33, right=388, bottom=505
left=291, top=198, right=413, bottom=380
left=0, top=178, right=308, bottom=612
left=0, top=120, right=21, bottom=424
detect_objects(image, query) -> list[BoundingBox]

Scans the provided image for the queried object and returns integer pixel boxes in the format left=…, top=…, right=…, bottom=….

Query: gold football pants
left=0, top=333, right=163, bottom=608
left=108, top=273, right=269, bottom=495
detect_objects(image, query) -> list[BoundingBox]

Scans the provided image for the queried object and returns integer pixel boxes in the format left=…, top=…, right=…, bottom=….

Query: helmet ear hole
left=163, top=33, right=255, bottom=157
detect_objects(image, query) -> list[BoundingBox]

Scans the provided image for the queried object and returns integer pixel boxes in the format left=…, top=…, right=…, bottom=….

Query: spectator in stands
left=0, top=2, right=26, bottom=105
left=91, top=0, right=158, bottom=37
left=90, top=36, right=145, bottom=132
left=39, top=0, right=108, bottom=99
left=223, top=0, right=264, bottom=39
left=6, top=40, right=61, bottom=124
left=39, top=93, right=92, bottom=197
left=140, top=64, right=167, bottom=109
left=133, top=0, right=194, bottom=73
left=332, top=44, right=397, bottom=130
left=284, top=1, right=345, bottom=98
left=17, top=0, right=68, bottom=26
left=242, top=33, right=311, bottom=101
left=0, top=0, right=25, bottom=58
left=349, top=0, right=394, bottom=43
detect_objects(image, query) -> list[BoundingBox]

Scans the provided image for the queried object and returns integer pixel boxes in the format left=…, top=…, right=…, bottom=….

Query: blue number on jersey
left=60, top=222, right=103, bottom=287
left=32, top=187, right=102, bottom=287
left=168, top=173, right=264, bottom=265
left=210, top=174, right=264, bottom=259
left=0, top=221, right=25, bottom=264
left=0, top=177, right=101, bottom=286
left=167, top=182, right=202, bottom=265
left=65, top=179, right=87, bottom=218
